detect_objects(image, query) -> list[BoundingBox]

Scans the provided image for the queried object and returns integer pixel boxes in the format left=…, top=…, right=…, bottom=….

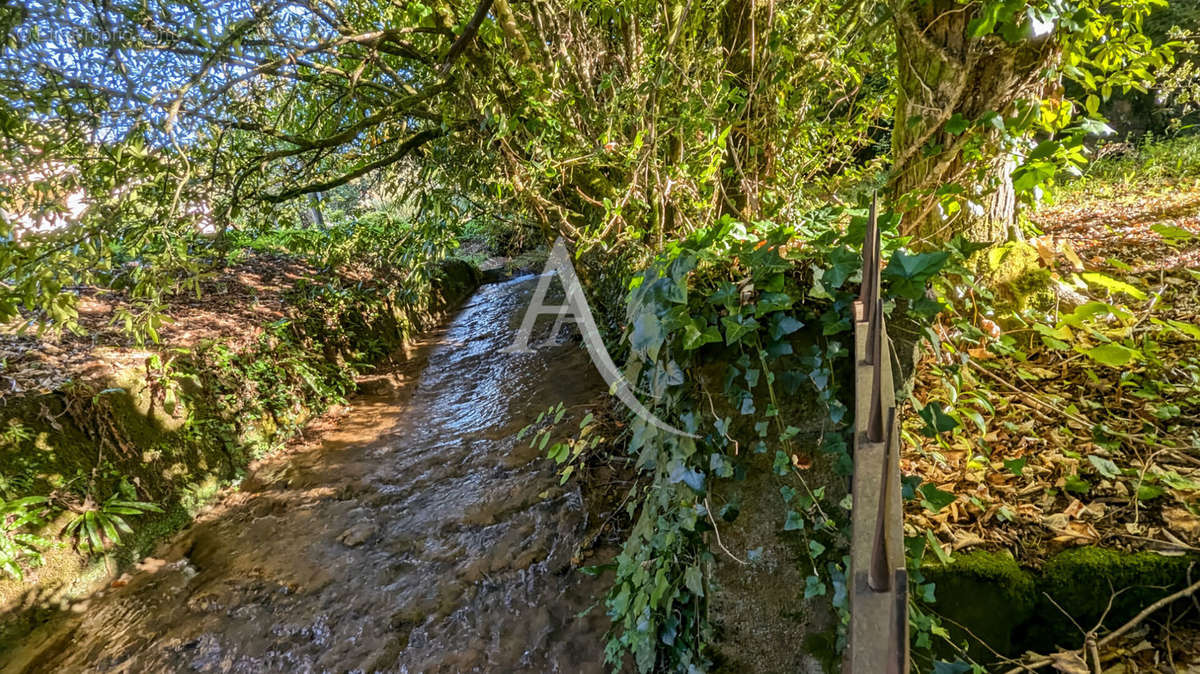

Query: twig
left=1002, top=569, right=1200, bottom=674
left=704, top=497, right=748, bottom=565
left=1097, top=571, right=1200, bottom=648
left=967, top=358, right=1175, bottom=451
left=1085, top=633, right=1101, bottom=674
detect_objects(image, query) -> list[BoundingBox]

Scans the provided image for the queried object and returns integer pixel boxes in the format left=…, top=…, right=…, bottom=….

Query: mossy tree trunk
left=889, top=0, right=1056, bottom=245
left=721, top=0, right=775, bottom=221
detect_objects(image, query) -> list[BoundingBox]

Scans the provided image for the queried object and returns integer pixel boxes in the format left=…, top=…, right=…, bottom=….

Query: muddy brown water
left=2, top=276, right=615, bottom=673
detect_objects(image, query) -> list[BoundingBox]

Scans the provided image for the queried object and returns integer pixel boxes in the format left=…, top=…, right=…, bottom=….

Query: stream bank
left=0, top=258, right=479, bottom=648
left=2, top=274, right=618, bottom=672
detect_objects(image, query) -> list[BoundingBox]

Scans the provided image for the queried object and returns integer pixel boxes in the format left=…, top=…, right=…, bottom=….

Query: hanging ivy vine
left=591, top=205, right=957, bottom=671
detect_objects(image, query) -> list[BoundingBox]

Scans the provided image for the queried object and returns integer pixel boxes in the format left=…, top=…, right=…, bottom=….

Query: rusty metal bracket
left=844, top=195, right=909, bottom=674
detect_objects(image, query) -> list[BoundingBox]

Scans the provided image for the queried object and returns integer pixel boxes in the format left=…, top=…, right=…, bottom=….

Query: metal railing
left=844, top=196, right=910, bottom=674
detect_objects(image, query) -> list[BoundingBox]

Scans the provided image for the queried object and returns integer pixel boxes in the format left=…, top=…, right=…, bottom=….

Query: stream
left=2, top=275, right=614, bottom=673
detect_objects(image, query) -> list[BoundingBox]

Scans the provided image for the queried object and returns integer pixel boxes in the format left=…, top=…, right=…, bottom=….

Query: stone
left=338, top=521, right=378, bottom=547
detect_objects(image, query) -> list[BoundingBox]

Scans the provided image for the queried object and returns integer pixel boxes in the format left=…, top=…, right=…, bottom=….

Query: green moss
left=917, top=546, right=1200, bottom=659
left=922, top=550, right=1036, bottom=657
left=975, top=242, right=1055, bottom=315
left=1022, top=547, right=1199, bottom=651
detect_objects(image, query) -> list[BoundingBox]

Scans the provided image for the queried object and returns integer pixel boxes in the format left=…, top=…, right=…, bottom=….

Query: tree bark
left=721, top=0, right=775, bottom=221
left=889, top=0, right=1055, bottom=245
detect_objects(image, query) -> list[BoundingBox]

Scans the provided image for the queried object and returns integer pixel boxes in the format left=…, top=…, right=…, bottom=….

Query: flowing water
left=2, top=276, right=614, bottom=673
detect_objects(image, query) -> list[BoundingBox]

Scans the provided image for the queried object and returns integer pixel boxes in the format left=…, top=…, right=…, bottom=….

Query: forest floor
left=903, top=136, right=1200, bottom=670
left=0, top=253, right=327, bottom=398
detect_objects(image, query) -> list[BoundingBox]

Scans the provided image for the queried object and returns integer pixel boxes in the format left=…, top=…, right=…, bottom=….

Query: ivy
left=592, top=206, right=941, bottom=671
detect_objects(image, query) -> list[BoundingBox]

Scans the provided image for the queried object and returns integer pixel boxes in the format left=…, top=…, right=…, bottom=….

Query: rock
left=135, top=557, right=167, bottom=573
left=338, top=522, right=378, bottom=547
left=480, top=267, right=511, bottom=284
left=356, top=373, right=403, bottom=396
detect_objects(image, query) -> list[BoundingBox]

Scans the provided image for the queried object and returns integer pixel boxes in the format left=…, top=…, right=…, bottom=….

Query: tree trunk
left=306, top=193, right=325, bottom=229
left=721, top=0, right=774, bottom=221
left=889, top=0, right=1055, bottom=245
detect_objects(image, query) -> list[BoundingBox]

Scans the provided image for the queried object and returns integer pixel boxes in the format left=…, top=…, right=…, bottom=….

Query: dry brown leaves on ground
left=903, top=180, right=1200, bottom=565
left=0, top=253, right=323, bottom=399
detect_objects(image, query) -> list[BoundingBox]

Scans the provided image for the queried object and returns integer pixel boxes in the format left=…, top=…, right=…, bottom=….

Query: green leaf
left=808, top=540, right=826, bottom=559
left=1083, top=343, right=1140, bottom=368
left=804, top=575, right=826, bottom=598
left=709, top=452, right=734, bottom=478
left=919, top=483, right=957, bottom=513
left=784, top=510, right=805, bottom=531
left=925, top=529, right=952, bottom=565
left=1079, top=272, right=1147, bottom=301
left=754, top=292, right=793, bottom=317
left=629, top=310, right=665, bottom=359
left=772, top=450, right=791, bottom=476
left=944, top=114, right=969, bottom=135
left=916, top=402, right=959, bottom=437
left=1136, top=483, right=1165, bottom=501
left=1154, top=318, right=1200, bottom=340
left=1150, top=223, right=1193, bottom=243
left=1087, top=455, right=1120, bottom=479
left=769, top=314, right=804, bottom=340
left=719, top=502, right=740, bottom=522
left=822, top=245, right=861, bottom=289
left=882, top=250, right=949, bottom=299
left=721, top=315, right=759, bottom=345
left=682, top=320, right=722, bottom=350
left=684, top=565, right=704, bottom=597
left=1064, top=474, right=1091, bottom=495
left=933, top=661, right=974, bottom=674
left=1003, top=457, right=1026, bottom=476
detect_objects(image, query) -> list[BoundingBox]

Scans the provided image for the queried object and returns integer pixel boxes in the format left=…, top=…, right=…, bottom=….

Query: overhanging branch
left=260, top=128, right=445, bottom=202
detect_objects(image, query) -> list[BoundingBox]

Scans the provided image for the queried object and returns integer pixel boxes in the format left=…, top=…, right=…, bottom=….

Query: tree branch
left=261, top=128, right=445, bottom=202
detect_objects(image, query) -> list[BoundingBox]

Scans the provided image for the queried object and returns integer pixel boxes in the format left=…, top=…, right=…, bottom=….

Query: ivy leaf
left=684, top=565, right=704, bottom=597
left=1136, top=483, right=1165, bottom=501
left=916, top=401, right=959, bottom=437
left=772, top=450, right=790, bottom=476
left=721, top=314, right=759, bottom=345
left=918, top=483, right=957, bottom=513
left=1003, top=458, right=1027, bottom=476
left=882, top=250, right=949, bottom=299
left=629, top=311, right=664, bottom=359
left=1087, top=455, right=1121, bottom=479
left=708, top=282, right=739, bottom=307
left=944, top=113, right=969, bottom=135
left=804, top=575, right=826, bottom=598
left=667, top=459, right=706, bottom=493
left=769, top=314, right=804, bottom=340
left=709, top=452, right=734, bottom=478
left=1064, top=474, right=1091, bottom=495
left=808, top=540, right=826, bottom=558
left=784, top=510, right=805, bottom=531
left=1154, top=318, right=1200, bottom=340
left=754, top=292, right=793, bottom=317
left=821, top=245, right=861, bottom=289
left=682, top=320, right=722, bottom=350
left=719, top=502, right=740, bottom=522
left=1150, top=223, right=1193, bottom=244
